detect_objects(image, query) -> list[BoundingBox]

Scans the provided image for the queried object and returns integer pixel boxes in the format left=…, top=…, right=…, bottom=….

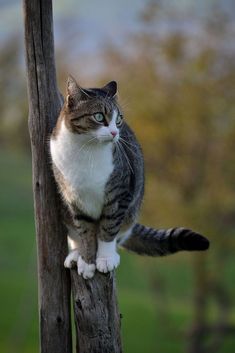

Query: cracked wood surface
left=71, top=270, right=122, bottom=353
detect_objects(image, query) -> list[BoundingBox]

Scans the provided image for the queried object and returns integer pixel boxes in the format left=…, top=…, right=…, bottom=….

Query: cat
left=50, top=76, right=209, bottom=279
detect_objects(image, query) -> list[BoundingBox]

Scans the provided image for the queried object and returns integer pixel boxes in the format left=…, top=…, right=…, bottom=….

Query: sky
left=1, top=0, right=235, bottom=50
left=1, top=0, right=145, bottom=46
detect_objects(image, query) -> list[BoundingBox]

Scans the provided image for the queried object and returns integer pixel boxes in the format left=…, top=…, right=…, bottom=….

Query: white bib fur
left=50, top=121, right=114, bottom=219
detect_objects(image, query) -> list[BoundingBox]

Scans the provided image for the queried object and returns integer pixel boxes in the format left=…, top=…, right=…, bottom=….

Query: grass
left=0, top=150, right=235, bottom=353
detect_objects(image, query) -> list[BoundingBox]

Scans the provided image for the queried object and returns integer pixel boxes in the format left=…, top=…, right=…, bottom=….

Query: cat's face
left=63, top=76, right=123, bottom=143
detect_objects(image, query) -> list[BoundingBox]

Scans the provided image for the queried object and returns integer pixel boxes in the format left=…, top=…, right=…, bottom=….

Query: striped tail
left=119, top=223, right=210, bottom=256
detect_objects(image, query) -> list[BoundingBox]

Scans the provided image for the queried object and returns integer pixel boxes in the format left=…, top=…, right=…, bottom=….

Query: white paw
left=77, top=257, right=96, bottom=279
left=96, top=252, right=120, bottom=273
left=64, top=249, right=79, bottom=268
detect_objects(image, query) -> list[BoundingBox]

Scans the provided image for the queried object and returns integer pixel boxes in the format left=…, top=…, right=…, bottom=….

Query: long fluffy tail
left=119, top=223, right=210, bottom=256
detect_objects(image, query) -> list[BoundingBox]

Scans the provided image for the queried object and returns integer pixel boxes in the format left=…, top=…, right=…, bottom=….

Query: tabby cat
left=50, top=76, right=209, bottom=279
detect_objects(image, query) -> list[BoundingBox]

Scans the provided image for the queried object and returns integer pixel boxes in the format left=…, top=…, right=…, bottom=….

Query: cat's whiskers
left=114, top=141, right=124, bottom=170
left=119, top=137, right=136, bottom=148
left=77, top=136, right=98, bottom=154
left=119, top=142, right=134, bottom=174
left=119, top=138, right=140, bottom=158
left=117, top=140, right=134, bottom=174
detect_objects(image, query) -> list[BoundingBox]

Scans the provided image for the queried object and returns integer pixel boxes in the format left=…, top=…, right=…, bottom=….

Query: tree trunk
left=23, top=1, right=122, bottom=352
left=23, top=1, right=72, bottom=352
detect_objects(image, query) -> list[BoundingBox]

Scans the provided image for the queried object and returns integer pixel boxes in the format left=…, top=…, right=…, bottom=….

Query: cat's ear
left=66, top=75, right=86, bottom=108
left=101, top=81, right=117, bottom=98
left=67, top=75, right=80, bottom=95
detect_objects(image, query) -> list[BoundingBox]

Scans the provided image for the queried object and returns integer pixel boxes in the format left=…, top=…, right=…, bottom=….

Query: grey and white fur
left=50, top=76, right=209, bottom=279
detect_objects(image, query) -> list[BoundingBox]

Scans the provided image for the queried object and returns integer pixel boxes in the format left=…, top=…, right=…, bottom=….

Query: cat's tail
left=119, top=223, right=210, bottom=256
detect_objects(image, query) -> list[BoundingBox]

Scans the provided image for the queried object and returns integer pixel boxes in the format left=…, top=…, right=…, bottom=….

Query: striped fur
left=50, top=76, right=210, bottom=278
left=119, top=225, right=209, bottom=256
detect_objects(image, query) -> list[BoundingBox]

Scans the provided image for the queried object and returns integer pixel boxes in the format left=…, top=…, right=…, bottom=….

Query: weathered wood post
left=71, top=270, right=122, bottom=353
left=23, top=1, right=122, bottom=352
left=23, top=1, right=72, bottom=352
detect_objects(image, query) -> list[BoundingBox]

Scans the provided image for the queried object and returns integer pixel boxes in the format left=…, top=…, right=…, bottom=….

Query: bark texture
left=71, top=270, right=122, bottom=353
left=23, top=1, right=72, bottom=352
left=24, top=1, right=122, bottom=353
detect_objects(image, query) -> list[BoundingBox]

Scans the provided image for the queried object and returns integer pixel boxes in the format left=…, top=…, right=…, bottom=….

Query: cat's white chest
left=50, top=122, right=114, bottom=219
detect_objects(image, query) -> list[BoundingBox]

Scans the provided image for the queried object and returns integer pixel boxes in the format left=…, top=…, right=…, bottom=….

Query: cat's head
left=62, top=75, right=123, bottom=143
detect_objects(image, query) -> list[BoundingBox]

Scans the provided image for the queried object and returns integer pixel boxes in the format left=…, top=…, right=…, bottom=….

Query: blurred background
left=1, top=0, right=235, bottom=352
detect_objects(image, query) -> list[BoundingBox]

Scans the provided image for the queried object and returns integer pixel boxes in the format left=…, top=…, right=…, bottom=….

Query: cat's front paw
left=64, top=249, right=79, bottom=268
left=77, top=257, right=96, bottom=279
left=96, top=252, right=120, bottom=273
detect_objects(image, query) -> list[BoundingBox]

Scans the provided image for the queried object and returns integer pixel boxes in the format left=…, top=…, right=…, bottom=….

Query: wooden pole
left=71, top=271, right=122, bottom=353
left=23, top=1, right=72, bottom=352
left=23, top=1, right=122, bottom=352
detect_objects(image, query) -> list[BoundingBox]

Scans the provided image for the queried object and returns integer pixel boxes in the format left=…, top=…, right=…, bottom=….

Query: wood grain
left=23, top=1, right=72, bottom=352
left=71, top=270, right=122, bottom=353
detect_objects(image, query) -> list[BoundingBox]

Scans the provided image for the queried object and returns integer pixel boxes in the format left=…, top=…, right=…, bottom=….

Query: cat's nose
left=110, top=131, right=117, bottom=138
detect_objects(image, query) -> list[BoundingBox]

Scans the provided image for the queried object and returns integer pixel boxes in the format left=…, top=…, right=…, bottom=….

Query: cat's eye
left=116, top=114, right=123, bottom=126
left=94, top=113, right=105, bottom=123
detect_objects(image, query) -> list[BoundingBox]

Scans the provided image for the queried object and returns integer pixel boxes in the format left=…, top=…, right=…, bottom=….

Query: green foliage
left=0, top=38, right=29, bottom=152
